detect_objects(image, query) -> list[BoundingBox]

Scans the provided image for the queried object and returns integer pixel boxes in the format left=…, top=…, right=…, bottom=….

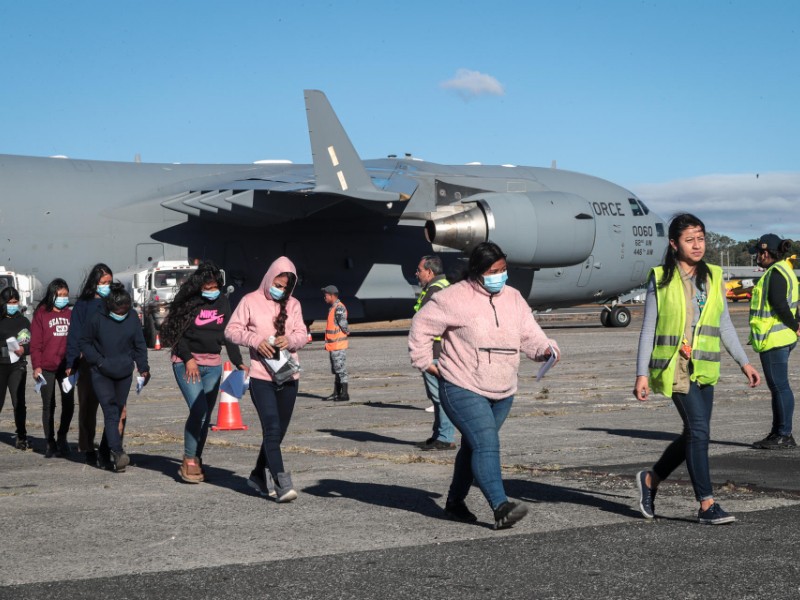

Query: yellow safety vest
left=414, top=278, right=450, bottom=343
left=648, top=264, right=724, bottom=397
left=749, top=260, right=799, bottom=352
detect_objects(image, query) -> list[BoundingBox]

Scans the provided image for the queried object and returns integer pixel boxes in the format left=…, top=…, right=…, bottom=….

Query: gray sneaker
left=636, top=470, right=656, bottom=519
left=493, top=501, right=528, bottom=530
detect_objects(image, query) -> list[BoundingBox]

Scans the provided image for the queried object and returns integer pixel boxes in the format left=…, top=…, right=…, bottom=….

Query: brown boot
left=179, top=456, right=204, bottom=483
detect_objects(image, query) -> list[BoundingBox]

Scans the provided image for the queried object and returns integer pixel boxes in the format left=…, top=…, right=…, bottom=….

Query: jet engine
left=424, top=192, right=596, bottom=267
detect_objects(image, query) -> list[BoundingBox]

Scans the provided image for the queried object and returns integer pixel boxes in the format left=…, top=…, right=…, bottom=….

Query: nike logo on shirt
left=195, top=309, right=224, bottom=326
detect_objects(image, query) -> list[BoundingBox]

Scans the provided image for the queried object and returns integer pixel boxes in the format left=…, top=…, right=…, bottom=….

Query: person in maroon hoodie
left=30, top=278, right=74, bottom=458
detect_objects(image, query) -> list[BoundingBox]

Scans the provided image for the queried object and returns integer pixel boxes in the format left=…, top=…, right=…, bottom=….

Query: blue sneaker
left=636, top=470, right=656, bottom=519
left=698, top=503, right=736, bottom=525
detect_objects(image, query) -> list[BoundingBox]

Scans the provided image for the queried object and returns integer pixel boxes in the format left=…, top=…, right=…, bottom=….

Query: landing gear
left=601, top=306, right=631, bottom=328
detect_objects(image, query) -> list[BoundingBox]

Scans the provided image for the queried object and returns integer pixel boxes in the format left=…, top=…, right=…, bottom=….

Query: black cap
left=749, top=233, right=785, bottom=255
left=321, top=285, right=339, bottom=295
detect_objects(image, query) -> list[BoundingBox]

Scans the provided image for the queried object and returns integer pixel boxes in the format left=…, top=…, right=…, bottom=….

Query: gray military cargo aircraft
left=0, top=90, right=666, bottom=328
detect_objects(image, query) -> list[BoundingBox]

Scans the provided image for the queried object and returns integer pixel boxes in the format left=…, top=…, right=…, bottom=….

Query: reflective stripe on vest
left=749, top=260, right=799, bottom=352
left=648, top=264, right=724, bottom=397
left=325, top=301, right=348, bottom=351
left=414, top=278, right=450, bottom=342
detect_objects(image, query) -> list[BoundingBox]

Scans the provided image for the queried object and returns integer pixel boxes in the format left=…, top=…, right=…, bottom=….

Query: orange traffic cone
left=212, top=361, right=248, bottom=431
left=154, top=333, right=162, bottom=351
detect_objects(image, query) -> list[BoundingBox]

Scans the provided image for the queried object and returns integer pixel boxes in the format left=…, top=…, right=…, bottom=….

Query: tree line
left=706, top=232, right=800, bottom=267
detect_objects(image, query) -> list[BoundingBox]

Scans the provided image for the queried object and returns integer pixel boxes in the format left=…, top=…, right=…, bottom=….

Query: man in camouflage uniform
left=322, top=285, right=350, bottom=401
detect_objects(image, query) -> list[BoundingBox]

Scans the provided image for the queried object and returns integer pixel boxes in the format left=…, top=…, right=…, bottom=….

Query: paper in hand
left=220, top=369, right=248, bottom=399
left=61, top=372, right=78, bottom=394
left=6, top=337, right=20, bottom=364
left=136, top=376, right=146, bottom=395
left=536, top=345, right=559, bottom=381
left=34, top=373, right=47, bottom=393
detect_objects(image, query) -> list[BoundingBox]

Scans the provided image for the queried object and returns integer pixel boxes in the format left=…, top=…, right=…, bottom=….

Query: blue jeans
left=423, top=360, right=455, bottom=443
left=173, top=362, right=223, bottom=458
left=440, top=379, right=513, bottom=510
left=759, top=343, right=795, bottom=436
left=653, top=382, right=714, bottom=501
left=250, top=378, right=298, bottom=479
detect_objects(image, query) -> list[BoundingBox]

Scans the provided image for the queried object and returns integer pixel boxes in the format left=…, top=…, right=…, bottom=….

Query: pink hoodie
left=409, top=280, right=558, bottom=399
left=225, top=257, right=308, bottom=382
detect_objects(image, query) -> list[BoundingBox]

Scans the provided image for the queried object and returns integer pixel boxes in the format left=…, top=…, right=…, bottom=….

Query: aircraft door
left=577, top=255, right=593, bottom=287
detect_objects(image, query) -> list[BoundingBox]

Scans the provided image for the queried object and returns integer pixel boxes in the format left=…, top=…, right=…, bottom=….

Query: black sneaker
left=111, top=451, right=130, bottom=473
left=753, top=433, right=779, bottom=449
left=636, top=470, right=656, bottom=519
left=85, top=450, right=98, bottom=466
left=45, top=439, right=58, bottom=458
left=97, top=451, right=113, bottom=470
left=444, top=500, right=478, bottom=523
left=56, top=436, right=71, bottom=457
left=418, top=439, right=457, bottom=451
left=15, top=437, right=30, bottom=451
left=493, top=501, right=528, bottom=530
left=758, top=434, right=797, bottom=450
left=698, top=503, right=736, bottom=525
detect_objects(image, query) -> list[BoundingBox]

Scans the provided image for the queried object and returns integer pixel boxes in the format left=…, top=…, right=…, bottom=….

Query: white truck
left=0, top=266, right=40, bottom=314
left=118, top=260, right=198, bottom=348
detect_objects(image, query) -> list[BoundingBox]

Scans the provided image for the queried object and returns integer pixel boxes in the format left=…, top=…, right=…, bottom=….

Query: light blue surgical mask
left=482, top=271, right=508, bottom=294
left=202, top=290, right=221, bottom=301
left=6, top=304, right=19, bottom=316
left=269, top=286, right=285, bottom=301
left=97, top=284, right=111, bottom=298
left=109, top=311, right=128, bottom=322
left=54, top=297, right=70, bottom=309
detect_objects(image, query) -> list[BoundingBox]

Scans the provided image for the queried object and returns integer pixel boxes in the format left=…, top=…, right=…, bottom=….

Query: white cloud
left=440, top=69, right=505, bottom=99
left=631, top=172, right=800, bottom=241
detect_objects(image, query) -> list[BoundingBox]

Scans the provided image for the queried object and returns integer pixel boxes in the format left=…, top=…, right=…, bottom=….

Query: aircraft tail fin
left=304, top=89, right=399, bottom=202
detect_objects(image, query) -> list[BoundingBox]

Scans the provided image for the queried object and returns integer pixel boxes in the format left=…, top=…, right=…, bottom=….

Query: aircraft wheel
left=609, top=306, right=631, bottom=328
left=600, top=308, right=612, bottom=327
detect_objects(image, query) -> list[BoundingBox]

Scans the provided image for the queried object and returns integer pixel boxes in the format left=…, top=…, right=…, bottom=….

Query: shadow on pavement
left=132, top=452, right=249, bottom=495
left=303, top=478, right=443, bottom=518
left=505, top=478, right=641, bottom=519
left=318, top=428, right=420, bottom=446
left=579, top=427, right=752, bottom=448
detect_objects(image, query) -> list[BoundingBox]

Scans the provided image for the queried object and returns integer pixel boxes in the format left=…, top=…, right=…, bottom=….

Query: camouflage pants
left=328, top=350, right=348, bottom=383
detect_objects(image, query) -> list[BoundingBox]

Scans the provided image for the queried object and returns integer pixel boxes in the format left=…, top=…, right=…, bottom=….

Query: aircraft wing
left=159, top=90, right=415, bottom=224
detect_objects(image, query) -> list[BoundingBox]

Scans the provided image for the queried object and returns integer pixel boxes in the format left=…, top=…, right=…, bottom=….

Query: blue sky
left=1, top=0, right=798, bottom=240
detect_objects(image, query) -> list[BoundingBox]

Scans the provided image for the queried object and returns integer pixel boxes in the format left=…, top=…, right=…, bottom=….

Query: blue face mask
left=109, top=311, right=128, bottom=322
left=482, top=271, right=508, bottom=294
left=97, top=284, right=111, bottom=298
left=6, top=304, right=19, bottom=316
left=54, top=297, right=70, bottom=309
left=269, top=286, right=285, bottom=301
left=202, top=290, right=221, bottom=301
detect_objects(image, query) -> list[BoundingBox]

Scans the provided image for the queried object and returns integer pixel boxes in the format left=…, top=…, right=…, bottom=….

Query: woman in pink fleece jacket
left=225, top=257, right=308, bottom=502
left=409, top=242, right=559, bottom=529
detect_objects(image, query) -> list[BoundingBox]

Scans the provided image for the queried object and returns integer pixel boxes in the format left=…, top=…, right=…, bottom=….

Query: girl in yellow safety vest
left=633, top=213, right=760, bottom=525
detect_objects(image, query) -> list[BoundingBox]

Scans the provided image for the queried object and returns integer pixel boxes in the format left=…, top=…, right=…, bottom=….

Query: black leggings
left=0, top=363, right=27, bottom=439
left=250, top=378, right=298, bottom=479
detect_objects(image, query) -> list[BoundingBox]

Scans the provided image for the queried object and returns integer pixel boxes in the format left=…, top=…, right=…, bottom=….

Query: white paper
left=136, top=376, right=146, bottom=395
left=61, top=373, right=78, bottom=394
left=6, top=337, right=20, bottom=364
left=34, top=373, right=47, bottom=393
left=263, top=351, right=289, bottom=372
left=536, top=345, right=559, bottom=381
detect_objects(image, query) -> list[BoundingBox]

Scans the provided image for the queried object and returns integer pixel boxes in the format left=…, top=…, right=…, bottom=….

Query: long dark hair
left=36, top=278, right=70, bottom=312
left=78, top=263, right=113, bottom=301
left=659, top=213, right=710, bottom=291
left=160, top=262, right=225, bottom=347
left=273, top=272, right=296, bottom=337
left=466, top=242, right=507, bottom=282
left=0, top=286, right=20, bottom=318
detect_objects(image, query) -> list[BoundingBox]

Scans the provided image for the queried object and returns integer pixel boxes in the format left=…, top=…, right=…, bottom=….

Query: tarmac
left=2, top=304, right=800, bottom=599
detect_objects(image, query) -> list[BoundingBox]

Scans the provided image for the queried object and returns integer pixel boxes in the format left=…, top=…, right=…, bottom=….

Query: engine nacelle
left=425, top=192, right=596, bottom=267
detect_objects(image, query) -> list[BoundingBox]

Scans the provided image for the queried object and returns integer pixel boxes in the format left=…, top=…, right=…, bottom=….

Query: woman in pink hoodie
left=409, top=242, right=560, bottom=529
left=225, top=257, right=308, bottom=502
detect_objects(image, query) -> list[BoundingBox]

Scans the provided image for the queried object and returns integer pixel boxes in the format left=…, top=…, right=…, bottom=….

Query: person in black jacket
left=0, top=287, right=32, bottom=450
left=78, top=283, right=149, bottom=472
left=65, top=263, right=115, bottom=466
left=160, top=262, right=247, bottom=483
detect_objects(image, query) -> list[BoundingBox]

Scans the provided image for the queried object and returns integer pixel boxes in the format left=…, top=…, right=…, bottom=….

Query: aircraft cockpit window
left=154, top=270, right=192, bottom=288
left=628, top=198, right=643, bottom=217
left=637, top=199, right=651, bottom=215
left=0, top=276, right=12, bottom=291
